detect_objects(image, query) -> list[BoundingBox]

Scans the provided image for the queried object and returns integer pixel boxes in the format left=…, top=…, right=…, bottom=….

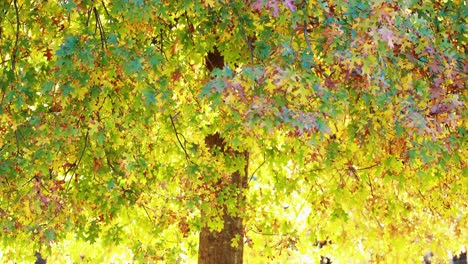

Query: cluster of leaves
left=0, top=0, right=466, bottom=262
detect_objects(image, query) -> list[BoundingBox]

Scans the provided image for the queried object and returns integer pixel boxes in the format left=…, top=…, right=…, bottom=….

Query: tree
left=0, top=0, right=466, bottom=262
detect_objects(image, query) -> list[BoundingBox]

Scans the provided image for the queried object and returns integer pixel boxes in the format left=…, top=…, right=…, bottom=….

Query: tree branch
left=94, top=7, right=106, bottom=50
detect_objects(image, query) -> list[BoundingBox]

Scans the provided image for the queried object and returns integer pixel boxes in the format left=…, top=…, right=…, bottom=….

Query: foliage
left=0, top=0, right=466, bottom=262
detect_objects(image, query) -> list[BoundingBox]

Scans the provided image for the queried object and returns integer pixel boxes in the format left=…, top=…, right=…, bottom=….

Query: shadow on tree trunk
left=34, top=251, right=46, bottom=264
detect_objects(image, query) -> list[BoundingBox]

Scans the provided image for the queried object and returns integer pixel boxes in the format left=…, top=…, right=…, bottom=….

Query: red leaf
left=93, top=158, right=102, bottom=173
left=44, top=48, right=53, bottom=61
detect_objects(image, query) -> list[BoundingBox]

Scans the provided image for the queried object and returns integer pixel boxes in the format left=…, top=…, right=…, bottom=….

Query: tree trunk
left=198, top=133, right=248, bottom=264
left=198, top=47, right=248, bottom=264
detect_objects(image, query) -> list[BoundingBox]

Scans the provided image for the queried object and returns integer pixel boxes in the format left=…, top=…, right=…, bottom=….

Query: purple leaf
left=284, top=0, right=296, bottom=12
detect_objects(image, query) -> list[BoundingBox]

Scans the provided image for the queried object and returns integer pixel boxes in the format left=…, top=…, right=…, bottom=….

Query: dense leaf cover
left=0, top=0, right=466, bottom=262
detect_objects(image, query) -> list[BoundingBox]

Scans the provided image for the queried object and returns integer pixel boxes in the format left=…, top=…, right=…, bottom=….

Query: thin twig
left=249, top=152, right=266, bottom=182
left=233, top=3, right=254, bottom=65
left=66, top=131, right=89, bottom=192
left=183, top=12, right=194, bottom=44
left=250, top=225, right=287, bottom=236
left=15, top=129, right=21, bottom=155
left=12, top=0, right=20, bottom=75
left=356, top=163, right=380, bottom=171
left=0, top=53, right=29, bottom=66
left=101, top=1, right=113, bottom=20
left=367, top=174, right=375, bottom=197
left=240, top=25, right=254, bottom=64
left=302, top=0, right=313, bottom=54
left=106, top=152, right=124, bottom=176
left=141, top=204, right=155, bottom=226
left=86, top=7, right=92, bottom=27
left=303, top=21, right=312, bottom=52
left=169, top=114, right=190, bottom=161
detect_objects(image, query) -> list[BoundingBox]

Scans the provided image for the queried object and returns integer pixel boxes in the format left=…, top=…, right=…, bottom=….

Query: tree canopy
left=0, top=0, right=466, bottom=262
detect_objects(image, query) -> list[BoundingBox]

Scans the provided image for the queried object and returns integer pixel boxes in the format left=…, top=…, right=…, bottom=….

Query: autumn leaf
left=283, top=0, right=296, bottom=12
left=378, top=26, right=395, bottom=48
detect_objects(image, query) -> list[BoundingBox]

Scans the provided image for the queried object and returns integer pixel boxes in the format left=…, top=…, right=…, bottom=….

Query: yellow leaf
left=24, top=200, right=32, bottom=218
left=264, top=80, right=276, bottom=94
left=204, top=0, right=216, bottom=8
left=128, top=174, right=137, bottom=185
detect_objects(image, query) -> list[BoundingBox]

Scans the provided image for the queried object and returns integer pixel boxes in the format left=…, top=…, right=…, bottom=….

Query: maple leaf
left=269, top=0, right=280, bottom=17
left=428, top=60, right=442, bottom=74
left=283, top=0, right=296, bottom=12
left=204, top=0, right=216, bottom=8
left=378, top=27, right=395, bottom=48
left=93, top=157, right=102, bottom=173
left=252, top=0, right=263, bottom=11
left=429, top=103, right=449, bottom=115
left=253, top=0, right=280, bottom=17
left=44, top=48, right=53, bottom=61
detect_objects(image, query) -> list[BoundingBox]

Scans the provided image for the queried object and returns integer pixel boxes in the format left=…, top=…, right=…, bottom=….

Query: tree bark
left=198, top=133, right=248, bottom=264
